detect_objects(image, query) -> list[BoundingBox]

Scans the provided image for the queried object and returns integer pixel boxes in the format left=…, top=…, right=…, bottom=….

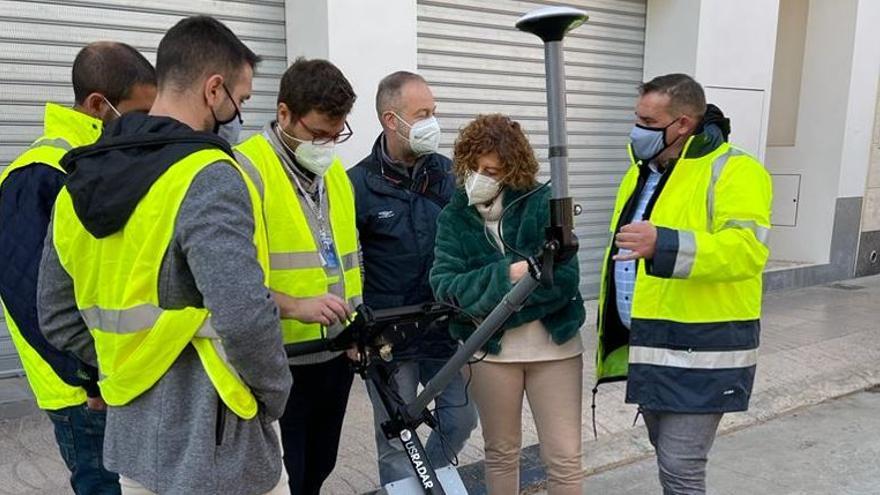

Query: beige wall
left=285, top=0, right=419, bottom=167
left=863, top=82, right=880, bottom=232
left=767, top=0, right=808, bottom=147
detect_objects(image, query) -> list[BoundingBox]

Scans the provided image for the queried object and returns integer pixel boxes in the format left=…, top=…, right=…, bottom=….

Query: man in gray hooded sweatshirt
left=38, top=16, right=292, bottom=495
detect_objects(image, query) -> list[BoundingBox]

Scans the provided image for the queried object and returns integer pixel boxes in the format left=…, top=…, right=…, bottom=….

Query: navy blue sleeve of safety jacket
left=0, top=164, right=100, bottom=397
left=645, top=226, right=679, bottom=279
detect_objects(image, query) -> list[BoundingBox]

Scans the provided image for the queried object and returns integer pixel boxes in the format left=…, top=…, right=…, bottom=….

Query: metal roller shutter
left=416, top=0, right=646, bottom=298
left=0, top=0, right=287, bottom=376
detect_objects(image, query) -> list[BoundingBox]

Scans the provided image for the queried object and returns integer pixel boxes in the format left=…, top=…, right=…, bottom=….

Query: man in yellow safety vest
left=0, top=41, right=156, bottom=494
left=234, top=57, right=361, bottom=495
left=38, top=16, right=292, bottom=495
left=596, top=73, right=772, bottom=494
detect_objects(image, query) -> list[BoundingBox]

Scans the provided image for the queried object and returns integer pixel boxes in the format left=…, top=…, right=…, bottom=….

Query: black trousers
left=280, top=354, right=355, bottom=495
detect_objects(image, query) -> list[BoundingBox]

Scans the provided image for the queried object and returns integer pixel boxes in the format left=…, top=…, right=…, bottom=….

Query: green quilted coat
left=430, top=185, right=585, bottom=355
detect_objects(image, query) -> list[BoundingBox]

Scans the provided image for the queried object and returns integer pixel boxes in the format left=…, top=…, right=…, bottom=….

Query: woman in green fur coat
left=430, top=114, right=586, bottom=495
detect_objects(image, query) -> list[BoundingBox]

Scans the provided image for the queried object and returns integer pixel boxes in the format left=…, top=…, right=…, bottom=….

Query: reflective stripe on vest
left=80, top=304, right=220, bottom=338
left=671, top=229, right=697, bottom=279
left=234, top=133, right=363, bottom=344
left=52, top=148, right=268, bottom=419
left=0, top=103, right=103, bottom=410
left=233, top=150, right=265, bottom=200
left=706, top=148, right=769, bottom=246
left=629, top=346, right=758, bottom=369
left=31, top=137, right=73, bottom=152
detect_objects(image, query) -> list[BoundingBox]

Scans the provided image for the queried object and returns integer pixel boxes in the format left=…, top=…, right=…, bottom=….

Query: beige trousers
left=469, top=356, right=585, bottom=495
left=119, top=422, right=290, bottom=495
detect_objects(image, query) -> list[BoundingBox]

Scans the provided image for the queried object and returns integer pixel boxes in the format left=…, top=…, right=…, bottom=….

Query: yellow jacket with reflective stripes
left=0, top=103, right=102, bottom=410
left=51, top=148, right=269, bottom=419
left=597, top=132, right=772, bottom=413
left=234, top=133, right=362, bottom=345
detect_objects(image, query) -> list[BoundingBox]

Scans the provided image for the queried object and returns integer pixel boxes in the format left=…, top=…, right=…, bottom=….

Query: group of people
left=0, top=13, right=773, bottom=495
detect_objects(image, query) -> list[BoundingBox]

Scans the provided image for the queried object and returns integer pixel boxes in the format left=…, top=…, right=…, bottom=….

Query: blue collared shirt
left=614, top=165, right=663, bottom=329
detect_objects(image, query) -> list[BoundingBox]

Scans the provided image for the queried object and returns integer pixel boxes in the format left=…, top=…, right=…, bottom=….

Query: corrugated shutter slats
left=417, top=0, right=646, bottom=298
left=0, top=0, right=286, bottom=376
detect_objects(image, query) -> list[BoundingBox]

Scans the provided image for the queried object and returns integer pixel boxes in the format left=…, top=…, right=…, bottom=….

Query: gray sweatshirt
left=38, top=163, right=293, bottom=495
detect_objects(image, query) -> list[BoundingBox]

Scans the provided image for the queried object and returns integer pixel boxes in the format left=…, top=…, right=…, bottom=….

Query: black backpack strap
left=364, top=160, right=448, bottom=208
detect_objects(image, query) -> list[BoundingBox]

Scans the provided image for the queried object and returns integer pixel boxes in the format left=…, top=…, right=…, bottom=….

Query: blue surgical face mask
left=629, top=118, right=680, bottom=163
left=212, top=82, right=243, bottom=144
left=218, top=117, right=243, bottom=144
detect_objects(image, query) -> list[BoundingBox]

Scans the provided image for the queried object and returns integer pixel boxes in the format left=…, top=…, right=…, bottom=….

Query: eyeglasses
left=298, top=119, right=353, bottom=145
left=221, top=83, right=243, bottom=124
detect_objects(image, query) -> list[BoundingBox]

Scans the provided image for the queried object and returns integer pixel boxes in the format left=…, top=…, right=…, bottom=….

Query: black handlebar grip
left=284, top=339, right=330, bottom=358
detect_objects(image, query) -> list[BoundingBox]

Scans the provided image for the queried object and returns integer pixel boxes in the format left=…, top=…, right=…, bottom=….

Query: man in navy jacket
left=348, top=71, right=477, bottom=486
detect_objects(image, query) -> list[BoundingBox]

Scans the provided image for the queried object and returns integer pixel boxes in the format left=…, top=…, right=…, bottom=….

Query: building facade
left=1, top=0, right=878, bottom=376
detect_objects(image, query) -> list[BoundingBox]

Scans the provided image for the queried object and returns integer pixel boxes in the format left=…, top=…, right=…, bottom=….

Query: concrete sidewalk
left=333, top=274, right=880, bottom=494
left=551, top=388, right=880, bottom=494
left=1, top=275, right=878, bottom=494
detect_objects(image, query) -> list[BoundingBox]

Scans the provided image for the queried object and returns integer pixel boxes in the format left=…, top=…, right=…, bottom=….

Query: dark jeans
left=46, top=404, right=120, bottom=495
left=366, top=358, right=478, bottom=485
left=280, top=355, right=355, bottom=495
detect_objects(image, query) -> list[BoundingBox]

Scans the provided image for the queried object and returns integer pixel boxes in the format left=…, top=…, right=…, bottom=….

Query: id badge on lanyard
left=289, top=171, right=339, bottom=270
left=319, top=229, right=339, bottom=269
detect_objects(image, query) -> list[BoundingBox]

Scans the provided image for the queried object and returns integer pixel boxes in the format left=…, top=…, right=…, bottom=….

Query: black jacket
left=348, top=136, right=457, bottom=360
left=0, top=163, right=99, bottom=396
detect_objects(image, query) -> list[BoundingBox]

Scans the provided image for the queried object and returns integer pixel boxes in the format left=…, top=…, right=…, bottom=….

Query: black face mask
left=211, top=83, right=242, bottom=135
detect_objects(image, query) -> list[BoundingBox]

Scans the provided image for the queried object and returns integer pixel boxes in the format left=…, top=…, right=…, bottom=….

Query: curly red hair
left=452, top=114, right=539, bottom=190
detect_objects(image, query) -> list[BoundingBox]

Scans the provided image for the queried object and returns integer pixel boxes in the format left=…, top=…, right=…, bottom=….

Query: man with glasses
left=234, top=57, right=361, bottom=495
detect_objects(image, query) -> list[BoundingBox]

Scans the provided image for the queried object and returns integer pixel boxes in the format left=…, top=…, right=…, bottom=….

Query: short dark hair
left=278, top=58, right=356, bottom=119
left=639, top=73, right=706, bottom=118
left=156, top=16, right=260, bottom=91
left=376, top=71, right=427, bottom=115
left=72, top=41, right=156, bottom=105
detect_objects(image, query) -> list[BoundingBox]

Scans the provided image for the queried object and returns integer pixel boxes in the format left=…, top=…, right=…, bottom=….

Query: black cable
left=428, top=359, right=475, bottom=467
left=434, top=301, right=489, bottom=367
left=424, top=301, right=484, bottom=466
left=430, top=359, right=477, bottom=416
left=433, top=410, right=461, bottom=468
left=468, top=350, right=489, bottom=365
left=497, top=180, right=551, bottom=262
left=435, top=300, right=479, bottom=327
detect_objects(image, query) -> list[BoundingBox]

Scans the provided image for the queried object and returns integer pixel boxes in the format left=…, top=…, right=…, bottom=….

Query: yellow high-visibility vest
left=597, top=138, right=772, bottom=412
left=52, top=148, right=270, bottom=419
left=0, top=103, right=102, bottom=410
left=235, top=133, right=362, bottom=344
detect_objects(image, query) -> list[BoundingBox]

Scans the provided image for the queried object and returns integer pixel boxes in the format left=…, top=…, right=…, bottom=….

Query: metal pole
left=407, top=273, right=541, bottom=418
left=408, top=5, right=588, bottom=420
left=545, top=40, right=569, bottom=200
